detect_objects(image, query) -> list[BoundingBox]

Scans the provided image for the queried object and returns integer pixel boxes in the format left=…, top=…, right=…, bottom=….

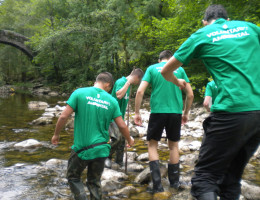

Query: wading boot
left=168, top=163, right=180, bottom=189
left=149, top=160, right=164, bottom=193
left=197, top=192, right=217, bottom=200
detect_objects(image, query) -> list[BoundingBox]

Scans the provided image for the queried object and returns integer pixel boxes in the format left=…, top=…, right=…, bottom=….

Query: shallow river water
left=0, top=93, right=259, bottom=200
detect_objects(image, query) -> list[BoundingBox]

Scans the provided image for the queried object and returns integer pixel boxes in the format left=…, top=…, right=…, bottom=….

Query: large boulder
left=28, top=101, right=49, bottom=110
left=14, top=139, right=42, bottom=148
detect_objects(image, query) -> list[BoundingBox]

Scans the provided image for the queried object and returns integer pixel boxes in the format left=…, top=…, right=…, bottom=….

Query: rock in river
left=14, top=139, right=42, bottom=148
left=109, top=186, right=137, bottom=196
left=101, top=168, right=128, bottom=181
left=137, top=152, right=149, bottom=161
left=31, top=117, right=53, bottom=125
left=28, top=101, right=49, bottom=110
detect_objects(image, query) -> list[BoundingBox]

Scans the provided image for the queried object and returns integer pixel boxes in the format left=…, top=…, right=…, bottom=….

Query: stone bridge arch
left=0, top=30, right=34, bottom=60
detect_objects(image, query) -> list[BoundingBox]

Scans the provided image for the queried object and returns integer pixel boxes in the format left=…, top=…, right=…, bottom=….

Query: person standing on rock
left=51, top=72, right=134, bottom=200
left=203, top=80, right=218, bottom=112
left=161, top=5, right=260, bottom=200
left=105, top=68, right=144, bottom=168
left=134, top=50, right=194, bottom=193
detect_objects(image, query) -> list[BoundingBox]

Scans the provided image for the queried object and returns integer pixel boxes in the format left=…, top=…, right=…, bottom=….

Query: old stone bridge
left=0, top=30, right=34, bottom=60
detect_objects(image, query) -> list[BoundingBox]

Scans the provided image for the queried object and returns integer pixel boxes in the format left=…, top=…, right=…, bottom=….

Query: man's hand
left=177, top=79, right=187, bottom=90
left=134, top=113, right=142, bottom=126
left=128, top=76, right=135, bottom=85
left=51, top=135, right=60, bottom=145
left=182, top=114, right=189, bottom=125
left=127, top=136, right=135, bottom=147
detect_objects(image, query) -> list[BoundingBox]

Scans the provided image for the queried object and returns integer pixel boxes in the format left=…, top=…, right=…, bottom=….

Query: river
left=0, top=93, right=259, bottom=200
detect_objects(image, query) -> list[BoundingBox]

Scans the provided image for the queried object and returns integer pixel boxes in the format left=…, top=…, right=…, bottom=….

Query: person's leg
left=165, top=114, right=182, bottom=188
left=191, top=112, right=260, bottom=200
left=66, top=150, right=88, bottom=200
left=115, top=138, right=125, bottom=166
left=219, top=113, right=260, bottom=200
left=147, top=113, right=165, bottom=193
left=86, top=158, right=106, bottom=200
left=168, top=140, right=179, bottom=164
left=106, top=122, right=120, bottom=168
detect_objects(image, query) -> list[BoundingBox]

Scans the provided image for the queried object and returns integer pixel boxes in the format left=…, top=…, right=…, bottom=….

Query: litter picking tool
left=125, top=67, right=135, bottom=174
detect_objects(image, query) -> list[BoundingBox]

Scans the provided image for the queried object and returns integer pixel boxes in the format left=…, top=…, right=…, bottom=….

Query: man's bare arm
left=116, top=79, right=132, bottom=99
left=203, top=96, right=212, bottom=112
left=182, top=83, right=194, bottom=124
left=52, top=105, right=74, bottom=145
left=134, top=81, right=149, bottom=126
left=114, top=116, right=134, bottom=146
left=161, top=56, right=186, bottom=89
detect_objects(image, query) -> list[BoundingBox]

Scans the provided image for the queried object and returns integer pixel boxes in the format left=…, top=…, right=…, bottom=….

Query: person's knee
left=168, top=140, right=179, bottom=150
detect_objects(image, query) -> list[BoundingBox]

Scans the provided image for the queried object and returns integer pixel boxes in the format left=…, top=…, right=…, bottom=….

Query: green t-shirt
left=67, top=87, right=121, bottom=160
left=174, top=18, right=260, bottom=112
left=205, top=80, right=218, bottom=104
left=111, top=76, right=130, bottom=120
left=142, top=62, right=190, bottom=114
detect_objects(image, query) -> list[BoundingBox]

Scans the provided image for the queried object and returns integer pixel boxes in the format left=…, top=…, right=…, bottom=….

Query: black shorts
left=147, top=113, right=182, bottom=142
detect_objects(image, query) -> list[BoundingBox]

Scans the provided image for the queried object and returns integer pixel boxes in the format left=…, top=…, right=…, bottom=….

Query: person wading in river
left=161, top=5, right=260, bottom=200
left=203, top=80, right=218, bottom=112
left=105, top=68, right=144, bottom=168
left=51, top=72, right=134, bottom=200
left=134, top=50, right=194, bottom=193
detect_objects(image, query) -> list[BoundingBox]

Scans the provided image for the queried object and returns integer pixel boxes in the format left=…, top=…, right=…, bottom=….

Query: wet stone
left=31, top=117, right=53, bottom=125
left=101, top=180, right=122, bottom=192
left=14, top=139, right=42, bottom=149
left=123, top=152, right=138, bottom=163
left=109, top=186, right=137, bottom=196
left=101, top=168, right=128, bottom=181
left=137, top=152, right=149, bottom=161
left=127, top=163, right=144, bottom=172
left=28, top=101, right=49, bottom=110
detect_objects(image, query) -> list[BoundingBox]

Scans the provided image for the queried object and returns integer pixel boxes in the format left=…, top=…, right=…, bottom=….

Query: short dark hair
left=159, top=50, right=172, bottom=61
left=131, top=68, right=144, bottom=79
left=96, top=72, right=114, bottom=87
left=204, top=5, right=228, bottom=22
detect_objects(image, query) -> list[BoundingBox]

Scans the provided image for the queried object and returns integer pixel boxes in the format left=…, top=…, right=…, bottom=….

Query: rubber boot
left=68, top=180, right=88, bottom=200
left=168, top=163, right=180, bottom=189
left=197, top=192, right=217, bottom=200
left=149, top=160, right=164, bottom=193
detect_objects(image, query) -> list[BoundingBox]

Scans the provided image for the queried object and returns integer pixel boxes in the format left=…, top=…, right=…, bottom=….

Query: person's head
left=203, top=4, right=228, bottom=26
left=158, top=50, right=172, bottom=62
left=130, top=68, right=144, bottom=85
left=95, top=72, right=114, bottom=92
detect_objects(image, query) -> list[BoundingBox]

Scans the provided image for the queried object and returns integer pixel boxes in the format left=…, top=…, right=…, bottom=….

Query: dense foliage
left=0, top=0, right=259, bottom=99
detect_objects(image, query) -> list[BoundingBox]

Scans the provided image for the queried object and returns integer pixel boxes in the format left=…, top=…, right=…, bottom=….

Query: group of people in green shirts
left=51, top=4, right=260, bottom=200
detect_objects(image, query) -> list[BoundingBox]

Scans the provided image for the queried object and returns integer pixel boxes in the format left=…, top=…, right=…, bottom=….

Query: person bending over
left=161, top=4, right=260, bottom=200
left=105, top=68, right=144, bottom=168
